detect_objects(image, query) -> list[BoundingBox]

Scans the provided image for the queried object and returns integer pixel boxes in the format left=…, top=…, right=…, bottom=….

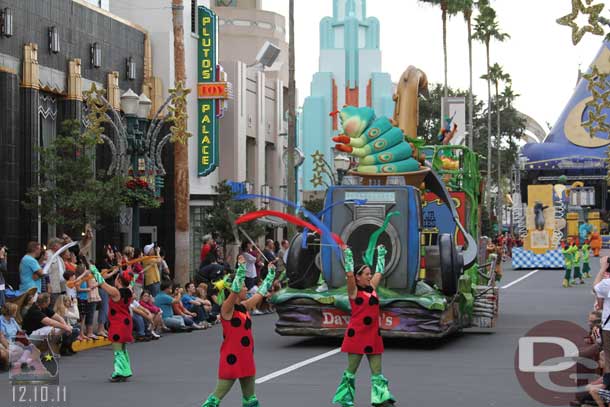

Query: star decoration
left=582, top=108, right=610, bottom=136
left=43, top=353, right=54, bottom=362
left=310, top=174, right=324, bottom=188
left=311, top=150, right=324, bottom=163
left=557, top=0, right=605, bottom=45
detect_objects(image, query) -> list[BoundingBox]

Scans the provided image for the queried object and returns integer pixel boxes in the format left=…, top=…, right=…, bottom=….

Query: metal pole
left=286, top=0, right=296, bottom=238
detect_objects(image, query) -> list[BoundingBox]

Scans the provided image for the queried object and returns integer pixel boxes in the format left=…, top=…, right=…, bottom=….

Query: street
left=1, top=255, right=600, bottom=407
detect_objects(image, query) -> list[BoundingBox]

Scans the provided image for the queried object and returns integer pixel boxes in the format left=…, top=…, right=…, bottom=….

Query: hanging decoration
left=557, top=0, right=605, bottom=45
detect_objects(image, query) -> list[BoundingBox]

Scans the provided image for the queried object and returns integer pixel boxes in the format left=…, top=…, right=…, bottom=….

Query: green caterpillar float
left=333, top=106, right=423, bottom=174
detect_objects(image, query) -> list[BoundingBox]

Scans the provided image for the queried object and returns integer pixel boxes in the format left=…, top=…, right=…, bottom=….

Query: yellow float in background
left=525, top=185, right=555, bottom=255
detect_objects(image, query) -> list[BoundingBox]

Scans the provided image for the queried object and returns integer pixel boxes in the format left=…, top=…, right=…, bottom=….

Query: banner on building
left=197, top=6, right=231, bottom=177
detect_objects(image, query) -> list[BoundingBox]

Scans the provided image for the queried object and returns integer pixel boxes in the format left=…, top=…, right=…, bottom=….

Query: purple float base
left=275, top=301, right=463, bottom=339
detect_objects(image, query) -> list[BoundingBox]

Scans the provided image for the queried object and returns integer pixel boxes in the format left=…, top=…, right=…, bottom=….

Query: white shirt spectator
left=595, top=279, right=610, bottom=331
left=45, top=249, right=65, bottom=294
left=242, top=252, right=258, bottom=279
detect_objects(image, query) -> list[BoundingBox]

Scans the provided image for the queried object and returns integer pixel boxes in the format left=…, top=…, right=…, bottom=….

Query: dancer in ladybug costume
left=202, top=255, right=276, bottom=407
left=91, top=267, right=134, bottom=382
left=333, top=245, right=395, bottom=407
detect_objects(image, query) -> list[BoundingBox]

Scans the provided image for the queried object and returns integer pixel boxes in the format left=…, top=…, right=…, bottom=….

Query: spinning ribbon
left=234, top=194, right=344, bottom=262
left=235, top=210, right=345, bottom=247
left=301, top=199, right=367, bottom=249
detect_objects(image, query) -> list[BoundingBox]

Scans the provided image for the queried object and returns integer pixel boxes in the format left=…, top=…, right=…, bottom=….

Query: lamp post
left=334, top=154, right=351, bottom=185
left=84, top=83, right=189, bottom=247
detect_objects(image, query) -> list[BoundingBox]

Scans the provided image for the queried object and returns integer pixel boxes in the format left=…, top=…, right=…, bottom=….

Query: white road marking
left=255, top=348, right=341, bottom=384
left=258, top=269, right=539, bottom=383
left=501, top=269, right=539, bottom=289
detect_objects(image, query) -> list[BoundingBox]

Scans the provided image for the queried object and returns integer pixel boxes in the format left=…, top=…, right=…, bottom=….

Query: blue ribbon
left=301, top=199, right=368, bottom=249
left=234, top=194, right=344, bottom=262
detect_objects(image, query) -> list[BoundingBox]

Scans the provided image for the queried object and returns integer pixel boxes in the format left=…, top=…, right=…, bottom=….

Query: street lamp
left=334, top=154, right=351, bottom=185
left=83, top=83, right=189, bottom=247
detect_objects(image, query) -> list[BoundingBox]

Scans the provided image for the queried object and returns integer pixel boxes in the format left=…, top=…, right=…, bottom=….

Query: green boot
left=371, top=374, right=395, bottom=406
left=112, top=350, right=132, bottom=379
left=332, top=370, right=356, bottom=406
left=242, top=395, right=260, bottom=407
left=202, top=395, right=220, bottom=407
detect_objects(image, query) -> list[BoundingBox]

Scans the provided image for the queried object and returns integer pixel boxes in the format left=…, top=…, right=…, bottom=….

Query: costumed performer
left=561, top=240, right=574, bottom=288
left=91, top=267, right=134, bottom=382
left=569, top=241, right=585, bottom=285
left=333, top=245, right=395, bottom=407
left=202, top=255, right=276, bottom=407
left=582, top=240, right=592, bottom=278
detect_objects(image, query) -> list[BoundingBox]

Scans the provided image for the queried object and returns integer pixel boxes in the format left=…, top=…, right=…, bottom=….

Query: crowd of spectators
left=0, top=231, right=288, bottom=372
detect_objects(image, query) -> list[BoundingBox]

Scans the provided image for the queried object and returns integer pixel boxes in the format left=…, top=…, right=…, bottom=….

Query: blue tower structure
left=299, top=0, right=395, bottom=193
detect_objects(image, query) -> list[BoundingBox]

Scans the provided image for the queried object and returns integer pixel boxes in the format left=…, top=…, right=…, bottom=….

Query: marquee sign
left=197, top=6, right=232, bottom=177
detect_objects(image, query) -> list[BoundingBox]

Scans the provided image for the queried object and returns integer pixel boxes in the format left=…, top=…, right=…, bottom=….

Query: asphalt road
left=1, top=253, right=602, bottom=407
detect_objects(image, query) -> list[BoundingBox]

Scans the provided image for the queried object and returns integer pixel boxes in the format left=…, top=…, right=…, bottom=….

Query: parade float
left=514, top=40, right=610, bottom=267
left=263, top=66, right=498, bottom=339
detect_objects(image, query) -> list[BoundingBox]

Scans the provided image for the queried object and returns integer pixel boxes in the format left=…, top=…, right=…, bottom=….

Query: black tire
left=286, top=233, right=321, bottom=289
left=439, top=234, right=461, bottom=296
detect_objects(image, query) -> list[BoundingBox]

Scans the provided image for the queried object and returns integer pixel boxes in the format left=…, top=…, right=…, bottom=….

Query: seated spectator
left=1, top=303, right=22, bottom=340
left=130, top=299, right=158, bottom=341
left=181, top=282, right=212, bottom=323
left=588, top=351, right=607, bottom=407
left=154, top=282, right=189, bottom=332
left=172, top=286, right=206, bottom=329
left=139, top=291, right=166, bottom=335
left=53, top=294, right=79, bottom=328
left=0, top=331, right=8, bottom=370
left=193, top=282, right=218, bottom=323
left=21, top=293, right=78, bottom=356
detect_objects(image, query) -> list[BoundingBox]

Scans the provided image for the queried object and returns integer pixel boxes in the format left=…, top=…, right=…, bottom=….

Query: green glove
left=258, top=265, right=276, bottom=296
left=90, top=265, right=105, bottom=285
left=375, top=245, right=387, bottom=275
left=343, top=248, right=354, bottom=273
left=231, top=263, right=246, bottom=293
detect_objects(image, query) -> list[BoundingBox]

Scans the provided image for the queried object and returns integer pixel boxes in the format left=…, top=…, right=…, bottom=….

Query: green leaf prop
left=363, top=211, right=400, bottom=267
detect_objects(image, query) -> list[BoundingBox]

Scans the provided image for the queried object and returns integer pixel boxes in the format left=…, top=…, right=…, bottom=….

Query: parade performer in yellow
left=561, top=241, right=574, bottom=288
left=569, top=241, right=585, bottom=285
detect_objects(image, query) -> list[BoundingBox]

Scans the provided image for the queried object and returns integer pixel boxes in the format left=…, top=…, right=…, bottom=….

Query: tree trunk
left=496, top=85, right=502, bottom=231
left=172, top=0, right=190, bottom=285
left=286, top=0, right=297, bottom=238
left=467, top=11, right=474, bottom=150
left=442, top=4, right=448, bottom=99
left=485, top=41, right=492, bottom=225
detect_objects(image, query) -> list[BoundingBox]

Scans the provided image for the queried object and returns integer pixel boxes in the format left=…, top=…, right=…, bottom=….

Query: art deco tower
left=300, top=0, right=394, bottom=193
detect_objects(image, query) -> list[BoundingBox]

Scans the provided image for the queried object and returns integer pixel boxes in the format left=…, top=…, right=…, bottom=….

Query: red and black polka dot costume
left=341, top=285, right=384, bottom=355
left=108, top=288, right=133, bottom=344
left=218, top=304, right=255, bottom=379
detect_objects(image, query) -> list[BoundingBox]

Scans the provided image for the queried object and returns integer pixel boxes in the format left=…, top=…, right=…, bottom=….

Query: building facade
left=110, top=0, right=215, bottom=271
left=0, top=0, right=175, bottom=284
left=299, top=0, right=394, bottom=195
left=212, top=0, right=289, bottom=243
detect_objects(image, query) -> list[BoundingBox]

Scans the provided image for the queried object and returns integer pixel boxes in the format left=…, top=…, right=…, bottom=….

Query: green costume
left=333, top=247, right=395, bottom=407
left=111, top=343, right=133, bottom=379
left=561, top=247, right=573, bottom=288
left=582, top=243, right=591, bottom=278
left=566, top=245, right=583, bottom=284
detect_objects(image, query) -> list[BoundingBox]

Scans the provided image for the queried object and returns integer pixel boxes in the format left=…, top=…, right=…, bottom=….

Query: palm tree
left=474, top=3, right=509, bottom=218
left=482, top=63, right=510, bottom=229
left=419, top=0, right=467, bottom=98
left=461, top=0, right=474, bottom=149
left=172, top=0, right=190, bottom=284
left=286, top=0, right=296, bottom=238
